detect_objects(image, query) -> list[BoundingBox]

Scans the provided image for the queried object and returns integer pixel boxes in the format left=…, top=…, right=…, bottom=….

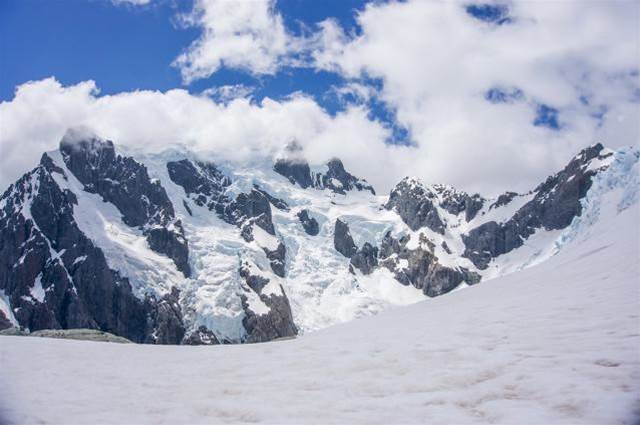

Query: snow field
left=1, top=194, right=638, bottom=424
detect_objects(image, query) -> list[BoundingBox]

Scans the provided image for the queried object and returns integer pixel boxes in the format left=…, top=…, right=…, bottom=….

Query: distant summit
left=1, top=132, right=635, bottom=344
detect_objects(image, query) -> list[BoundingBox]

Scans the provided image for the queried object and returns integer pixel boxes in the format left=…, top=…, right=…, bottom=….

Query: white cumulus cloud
left=0, top=78, right=395, bottom=192
left=173, top=0, right=306, bottom=83
left=312, top=0, right=639, bottom=191
left=2, top=1, right=638, bottom=197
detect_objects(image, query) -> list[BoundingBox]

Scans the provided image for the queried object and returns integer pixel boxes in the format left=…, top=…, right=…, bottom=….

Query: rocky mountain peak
left=274, top=154, right=375, bottom=195
left=430, top=183, right=485, bottom=221
left=1, top=132, right=630, bottom=347
left=315, top=158, right=375, bottom=195
left=274, top=157, right=313, bottom=189
left=385, top=177, right=446, bottom=233
left=462, top=142, right=615, bottom=269
left=59, top=135, right=190, bottom=277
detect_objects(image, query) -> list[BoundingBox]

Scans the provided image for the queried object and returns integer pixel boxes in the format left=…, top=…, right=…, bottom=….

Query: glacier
left=1, top=159, right=638, bottom=424
left=0, top=135, right=636, bottom=346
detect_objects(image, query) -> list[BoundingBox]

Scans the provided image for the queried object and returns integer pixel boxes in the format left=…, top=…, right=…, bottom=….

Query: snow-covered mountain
left=1, top=154, right=638, bottom=424
left=1, top=129, right=637, bottom=345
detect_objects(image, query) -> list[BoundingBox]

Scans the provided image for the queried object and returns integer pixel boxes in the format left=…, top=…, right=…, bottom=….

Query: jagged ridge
left=0, top=134, right=627, bottom=345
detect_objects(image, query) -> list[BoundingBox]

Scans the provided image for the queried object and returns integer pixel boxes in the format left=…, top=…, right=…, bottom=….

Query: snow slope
left=3, top=139, right=630, bottom=344
left=122, top=148, right=426, bottom=337
left=1, top=181, right=638, bottom=424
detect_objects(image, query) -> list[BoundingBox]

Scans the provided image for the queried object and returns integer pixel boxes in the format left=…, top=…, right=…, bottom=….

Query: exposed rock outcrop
left=432, top=184, right=485, bottom=222
left=0, top=327, right=134, bottom=344
left=183, top=325, right=220, bottom=345
left=385, top=178, right=446, bottom=234
left=274, top=158, right=314, bottom=189
left=167, top=159, right=232, bottom=214
left=168, top=160, right=286, bottom=278
left=60, top=136, right=190, bottom=277
left=297, top=209, right=319, bottom=236
left=463, top=144, right=612, bottom=269
left=0, top=311, right=13, bottom=330
left=334, top=219, right=357, bottom=258
left=144, top=287, right=185, bottom=345
left=349, top=243, right=379, bottom=275
left=231, top=189, right=276, bottom=237
left=253, top=185, right=289, bottom=211
left=379, top=232, right=480, bottom=297
left=490, top=191, right=518, bottom=209
left=0, top=154, right=163, bottom=343
left=241, top=291, right=298, bottom=343
left=264, top=243, right=286, bottom=278
left=274, top=155, right=375, bottom=196
left=239, top=262, right=297, bottom=343
left=314, top=159, right=376, bottom=195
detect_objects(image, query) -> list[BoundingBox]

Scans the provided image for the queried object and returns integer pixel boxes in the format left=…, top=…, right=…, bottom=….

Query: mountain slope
left=1, top=177, right=637, bottom=424
left=0, top=130, right=635, bottom=344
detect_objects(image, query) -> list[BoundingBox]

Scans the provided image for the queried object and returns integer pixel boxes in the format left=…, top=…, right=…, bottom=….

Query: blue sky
left=0, top=0, right=193, bottom=100
left=0, top=0, right=415, bottom=141
left=0, top=0, right=362, bottom=105
left=0, top=0, right=637, bottom=194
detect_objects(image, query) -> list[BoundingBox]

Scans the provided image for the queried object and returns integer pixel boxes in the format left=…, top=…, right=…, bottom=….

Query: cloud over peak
left=1, top=1, right=637, bottom=198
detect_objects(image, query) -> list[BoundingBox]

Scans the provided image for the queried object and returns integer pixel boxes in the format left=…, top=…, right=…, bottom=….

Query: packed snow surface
left=1, top=191, right=638, bottom=424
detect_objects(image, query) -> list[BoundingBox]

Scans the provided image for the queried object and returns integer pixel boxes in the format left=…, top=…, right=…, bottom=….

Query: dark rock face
left=241, top=291, right=298, bottom=343
left=239, top=265, right=270, bottom=294
left=460, top=268, right=482, bottom=286
left=433, top=184, right=485, bottom=222
left=463, top=144, right=611, bottom=269
left=230, top=189, right=276, bottom=236
left=183, top=325, right=220, bottom=345
left=386, top=181, right=485, bottom=229
left=464, top=197, right=485, bottom=222
left=297, top=209, right=319, bottom=236
left=144, top=287, right=185, bottom=345
left=334, top=219, right=357, bottom=258
left=490, top=191, right=518, bottom=209
left=379, top=232, right=480, bottom=297
left=315, top=159, right=376, bottom=195
left=264, top=243, right=287, bottom=278
left=350, top=243, right=379, bottom=275
left=0, top=155, right=170, bottom=343
left=231, top=190, right=286, bottom=277
left=168, top=160, right=278, bottom=235
left=60, top=137, right=190, bottom=277
left=0, top=311, right=12, bottom=330
left=274, top=158, right=313, bottom=189
left=274, top=156, right=375, bottom=195
left=386, top=178, right=446, bottom=234
left=146, top=225, right=189, bottom=278
left=168, top=160, right=286, bottom=278
left=167, top=159, right=232, bottom=215
left=253, top=185, right=289, bottom=211
left=239, top=261, right=297, bottom=343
